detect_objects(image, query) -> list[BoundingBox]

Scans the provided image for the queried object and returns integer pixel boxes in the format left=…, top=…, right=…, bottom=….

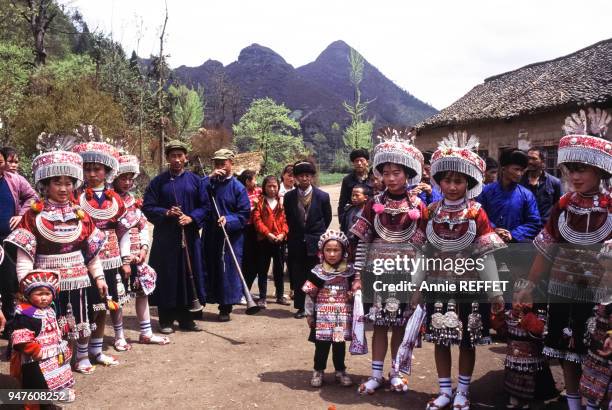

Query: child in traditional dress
left=517, top=108, right=612, bottom=410
left=4, top=134, right=108, bottom=376
left=11, top=270, right=75, bottom=404
left=114, top=154, right=170, bottom=345
left=491, top=282, right=557, bottom=408
left=73, top=128, right=129, bottom=366
left=423, top=132, right=506, bottom=410
left=351, top=127, right=428, bottom=395
left=303, top=229, right=355, bottom=388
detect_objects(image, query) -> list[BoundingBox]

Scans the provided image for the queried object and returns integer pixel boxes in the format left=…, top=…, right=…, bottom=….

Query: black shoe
left=218, top=313, right=231, bottom=322
left=178, top=321, right=203, bottom=332
left=294, top=310, right=306, bottom=319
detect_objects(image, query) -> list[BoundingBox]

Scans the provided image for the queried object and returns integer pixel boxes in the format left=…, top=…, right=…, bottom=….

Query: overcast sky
left=65, top=0, right=612, bottom=110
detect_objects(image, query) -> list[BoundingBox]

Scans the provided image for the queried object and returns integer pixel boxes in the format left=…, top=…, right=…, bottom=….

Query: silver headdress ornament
left=32, top=132, right=84, bottom=189
left=318, top=229, right=349, bottom=251
left=558, top=107, right=612, bottom=176
left=430, top=131, right=485, bottom=199
left=72, top=124, right=120, bottom=183
left=373, top=126, right=423, bottom=186
left=36, top=132, right=80, bottom=154
left=562, top=107, right=611, bottom=138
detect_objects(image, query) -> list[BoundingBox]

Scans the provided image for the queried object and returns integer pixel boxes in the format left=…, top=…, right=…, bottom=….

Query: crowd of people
left=0, top=107, right=610, bottom=409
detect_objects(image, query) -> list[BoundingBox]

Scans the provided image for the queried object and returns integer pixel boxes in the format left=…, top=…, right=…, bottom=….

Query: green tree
left=13, top=55, right=126, bottom=156
left=0, top=41, right=32, bottom=143
left=342, top=48, right=374, bottom=151
left=342, top=119, right=373, bottom=152
left=168, top=84, right=204, bottom=139
left=233, top=98, right=305, bottom=174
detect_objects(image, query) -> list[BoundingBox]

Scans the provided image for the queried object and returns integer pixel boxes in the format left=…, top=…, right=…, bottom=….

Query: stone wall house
left=415, top=38, right=612, bottom=176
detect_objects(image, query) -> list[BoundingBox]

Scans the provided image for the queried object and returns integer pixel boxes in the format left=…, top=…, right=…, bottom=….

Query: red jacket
left=252, top=196, right=288, bottom=240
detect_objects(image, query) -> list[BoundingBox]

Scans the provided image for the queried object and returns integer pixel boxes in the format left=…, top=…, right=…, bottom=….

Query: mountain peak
left=325, top=40, right=351, bottom=51
left=237, top=43, right=289, bottom=67
left=314, top=40, right=360, bottom=65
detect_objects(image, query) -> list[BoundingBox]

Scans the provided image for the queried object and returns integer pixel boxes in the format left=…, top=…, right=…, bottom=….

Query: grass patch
left=318, top=172, right=345, bottom=186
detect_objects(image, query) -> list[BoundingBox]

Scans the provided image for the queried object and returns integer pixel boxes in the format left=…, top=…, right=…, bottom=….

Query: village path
left=0, top=183, right=566, bottom=409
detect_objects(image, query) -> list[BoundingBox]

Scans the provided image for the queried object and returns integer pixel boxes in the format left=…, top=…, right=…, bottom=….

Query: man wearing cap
left=477, top=149, right=542, bottom=243
left=201, top=148, right=250, bottom=322
left=338, top=149, right=372, bottom=223
left=143, top=140, right=208, bottom=333
left=284, top=160, right=332, bottom=318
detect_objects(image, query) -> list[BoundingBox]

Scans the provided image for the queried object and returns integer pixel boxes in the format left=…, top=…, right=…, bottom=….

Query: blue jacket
left=477, top=181, right=542, bottom=242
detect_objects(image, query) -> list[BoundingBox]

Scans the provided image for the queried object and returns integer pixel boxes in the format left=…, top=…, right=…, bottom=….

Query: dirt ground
left=0, top=184, right=569, bottom=409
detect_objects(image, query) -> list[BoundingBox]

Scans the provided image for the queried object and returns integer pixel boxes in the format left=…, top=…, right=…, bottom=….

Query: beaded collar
left=40, top=200, right=80, bottom=223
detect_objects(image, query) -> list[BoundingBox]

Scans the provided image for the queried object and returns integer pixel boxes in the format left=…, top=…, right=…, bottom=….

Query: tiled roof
left=417, top=38, right=612, bottom=130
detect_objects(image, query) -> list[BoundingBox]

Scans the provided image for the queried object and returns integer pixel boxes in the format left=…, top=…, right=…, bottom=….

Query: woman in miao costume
left=113, top=154, right=170, bottom=345
left=351, top=127, right=428, bottom=395
left=423, top=132, right=506, bottom=410
left=517, top=108, right=612, bottom=410
left=72, top=125, right=130, bottom=367
left=3, top=132, right=108, bottom=375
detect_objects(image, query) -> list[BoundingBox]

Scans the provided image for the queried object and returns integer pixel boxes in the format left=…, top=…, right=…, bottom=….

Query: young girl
left=351, top=127, right=427, bottom=395
left=279, top=164, right=295, bottom=203
left=252, top=175, right=289, bottom=307
left=302, top=229, right=354, bottom=387
left=4, top=136, right=107, bottom=375
left=114, top=154, right=170, bottom=345
left=423, top=132, right=506, bottom=410
left=73, top=132, right=129, bottom=366
left=519, top=108, right=612, bottom=410
left=1, top=146, right=19, bottom=174
left=11, top=270, right=75, bottom=403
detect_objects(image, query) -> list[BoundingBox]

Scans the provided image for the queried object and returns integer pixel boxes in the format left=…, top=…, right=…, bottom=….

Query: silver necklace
left=79, top=193, right=119, bottom=221
left=427, top=219, right=476, bottom=251
left=558, top=210, right=612, bottom=245
left=36, top=214, right=82, bottom=243
left=374, top=214, right=416, bottom=243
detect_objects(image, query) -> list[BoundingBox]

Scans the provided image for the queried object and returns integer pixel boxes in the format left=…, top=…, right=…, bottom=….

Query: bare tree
left=209, top=72, right=241, bottom=127
left=12, top=0, right=58, bottom=65
left=156, top=0, right=168, bottom=173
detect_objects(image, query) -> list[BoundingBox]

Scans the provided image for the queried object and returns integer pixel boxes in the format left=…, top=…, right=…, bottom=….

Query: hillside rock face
left=172, top=41, right=437, bottom=148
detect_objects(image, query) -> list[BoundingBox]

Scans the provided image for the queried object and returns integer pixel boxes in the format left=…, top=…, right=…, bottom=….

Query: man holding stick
left=202, top=149, right=251, bottom=322
left=143, top=140, right=209, bottom=334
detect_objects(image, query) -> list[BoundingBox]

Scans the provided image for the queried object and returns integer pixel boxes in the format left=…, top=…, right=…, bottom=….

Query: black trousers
left=288, top=246, right=318, bottom=310
left=242, top=224, right=258, bottom=283
left=0, top=246, right=17, bottom=335
left=314, top=341, right=346, bottom=371
left=158, top=306, right=195, bottom=326
left=249, top=240, right=285, bottom=299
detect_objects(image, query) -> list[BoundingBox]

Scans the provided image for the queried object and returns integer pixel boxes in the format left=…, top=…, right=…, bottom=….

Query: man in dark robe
left=202, top=149, right=251, bottom=322
left=143, top=140, right=209, bottom=333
